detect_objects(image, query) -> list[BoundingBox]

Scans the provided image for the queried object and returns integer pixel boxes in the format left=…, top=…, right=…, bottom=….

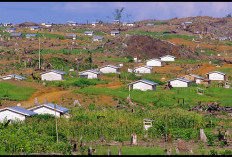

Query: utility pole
left=39, top=37, right=41, bottom=69
left=54, top=103, right=58, bottom=143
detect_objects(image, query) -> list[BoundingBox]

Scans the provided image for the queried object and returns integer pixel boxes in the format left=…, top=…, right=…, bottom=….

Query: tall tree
left=113, top=7, right=125, bottom=23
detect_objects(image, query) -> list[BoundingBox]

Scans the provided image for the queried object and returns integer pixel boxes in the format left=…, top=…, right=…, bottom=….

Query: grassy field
left=67, top=29, right=106, bottom=36
left=32, top=48, right=89, bottom=54
left=0, top=82, right=37, bottom=101
left=73, top=85, right=232, bottom=107
left=92, top=146, right=166, bottom=155
left=96, top=57, right=132, bottom=63
left=22, top=33, right=65, bottom=39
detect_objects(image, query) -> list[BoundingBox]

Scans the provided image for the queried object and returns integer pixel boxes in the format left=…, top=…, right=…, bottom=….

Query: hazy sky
left=1, top=2, right=232, bottom=24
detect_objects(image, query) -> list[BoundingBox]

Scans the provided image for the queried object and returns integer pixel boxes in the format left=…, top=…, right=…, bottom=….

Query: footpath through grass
left=0, top=82, right=37, bottom=101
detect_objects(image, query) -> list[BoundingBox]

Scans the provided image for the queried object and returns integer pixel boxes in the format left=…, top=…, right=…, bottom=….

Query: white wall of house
left=196, top=79, right=201, bottom=84
left=93, top=39, right=102, bottom=42
left=134, top=67, right=151, bottom=73
left=132, top=82, right=155, bottom=91
left=2, top=76, right=12, bottom=80
left=31, top=107, right=61, bottom=117
left=208, top=73, right=225, bottom=81
left=169, top=80, right=189, bottom=87
left=100, top=67, right=118, bottom=73
left=84, top=72, right=98, bottom=79
left=146, top=60, right=163, bottom=66
left=86, top=33, right=93, bottom=36
left=0, top=110, right=26, bottom=122
left=41, top=72, right=63, bottom=81
left=160, top=56, right=175, bottom=61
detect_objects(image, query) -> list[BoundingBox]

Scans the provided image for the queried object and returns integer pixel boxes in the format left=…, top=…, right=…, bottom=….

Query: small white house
left=66, top=34, right=77, bottom=40
left=146, top=58, right=163, bottom=67
left=134, top=65, right=153, bottom=74
left=128, top=79, right=158, bottom=91
left=84, top=31, right=94, bottom=36
left=1, top=74, right=27, bottom=80
left=111, top=31, right=120, bottom=36
left=0, top=107, right=37, bottom=122
left=206, top=71, right=226, bottom=81
left=28, top=103, right=70, bottom=118
left=44, top=23, right=53, bottom=27
left=99, top=65, right=120, bottom=73
left=3, top=23, right=13, bottom=27
left=41, top=70, right=67, bottom=81
left=26, top=34, right=37, bottom=38
left=167, top=77, right=192, bottom=87
left=160, top=55, right=176, bottom=61
left=67, top=21, right=78, bottom=26
left=5, top=28, right=16, bottom=33
left=93, top=36, right=104, bottom=42
left=29, top=26, right=40, bottom=31
left=79, top=70, right=100, bottom=79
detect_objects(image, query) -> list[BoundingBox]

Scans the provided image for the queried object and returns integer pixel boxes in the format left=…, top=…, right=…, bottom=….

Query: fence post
left=88, top=146, right=93, bottom=155
left=118, top=148, right=121, bottom=155
left=107, top=149, right=111, bottom=155
left=131, top=133, right=137, bottom=145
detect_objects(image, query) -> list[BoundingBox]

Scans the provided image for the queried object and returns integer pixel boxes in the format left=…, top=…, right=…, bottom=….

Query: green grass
left=32, top=48, right=89, bottom=54
left=73, top=85, right=232, bottom=106
left=92, top=146, right=166, bottom=155
left=96, top=57, right=131, bottom=63
left=217, top=68, right=232, bottom=75
left=0, top=151, right=10, bottom=155
left=0, top=82, right=37, bottom=101
left=200, top=50, right=217, bottom=56
left=172, top=59, right=209, bottom=64
left=146, top=21, right=168, bottom=25
left=67, top=29, right=106, bottom=36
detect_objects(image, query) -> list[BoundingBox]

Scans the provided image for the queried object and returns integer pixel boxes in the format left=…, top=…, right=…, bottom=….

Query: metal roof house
left=183, top=74, right=210, bottom=85
left=166, top=77, right=192, bottom=87
left=1, top=74, right=27, bottom=80
left=206, top=71, right=227, bottom=81
left=219, top=37, right=230, bottom=41
left=0, top=106, right=37, bottom=122
left=184, top=21, right=193, bottom=24
left=93, top=36, right=104, bottom=41
left=79, top=70, right=100, bottom=79
left=146, top=58, right=163, bottom=67
left=28, top=103, right=71, bottom=118
left=5, top=28, right=16, bottom=33
left=3, top=22, right=13, bottom=27
left=99, top=65, right=120, bottom=73
left=67, top=21, right=78, bottom=26
left=111, top=31, right=120, bottom=36
left=84, top=31, right=94, bottom=36
left=41, top=70, right=67, bottom=81
left=133, top=65, right=153, bottom=74
left=10, top=33, right=22, bottom=38
left=128, top=79, right=158, bottom=91
left=26, top=34, right=37, bottom=38
left=160, top=55, right=176, bottom=61
left=29, top=26, right=40, bottom=31
left=66, top=34, right=77, bottom=40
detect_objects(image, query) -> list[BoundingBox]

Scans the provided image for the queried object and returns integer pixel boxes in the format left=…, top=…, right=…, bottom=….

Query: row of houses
left=0, top=103, right=70, bottom=122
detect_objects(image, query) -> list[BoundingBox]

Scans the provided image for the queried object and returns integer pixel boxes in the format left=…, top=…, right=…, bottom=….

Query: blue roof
left=93, top=36, right=104, bottom=40
left=84, top=31, right=94, bottom=34
left=44, top=103, right=70, bottom=113
left=80, top=69, right=100, bottom=75
left=111, top=31, right=120, bottom=34
left=30, top=26, right=39, bottom=28
left=147, top=58, right=162, bottom=62
left=134, top=65, right=153, bottom=70
left=101, top=64, right=120, bottom=69
left=190, top=74, right=205, bottom=79
left=6, top=28, right=16, bottom=30
left=11, top=33, right=22, bottom=36
left=168, top=77, right=191, bottom=83
left=9, top=107, right=37, bottom=116
left=13, top=74, right=27, bottom=80
left=185, top=21, right=192, bottom=24
left=66, top=34, right=77, bottom=37
left=51, top=70, right=67, bottom=75
left=128, top=79, right=158, bottom=86
left=26, top=34, right=37, bottom=37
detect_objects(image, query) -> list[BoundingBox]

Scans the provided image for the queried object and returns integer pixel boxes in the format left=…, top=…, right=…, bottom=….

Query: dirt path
left=95, top=81, right=125, bottom=89
left=20, top=87, right=72, bottom=108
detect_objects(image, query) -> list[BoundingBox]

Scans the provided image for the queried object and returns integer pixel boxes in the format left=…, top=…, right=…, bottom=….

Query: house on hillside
left=133, top=65, right=153, bottom=74
left=111, top=31, right=120, bottom=36
left=146, top=58, right=163, bottom=67
left=128, top=79, right=158, bottom=91
left=41, top=70, right=67, bottom=81
left=10, top=33, right=22, bottom=38
left=1, top=74, right=27, bottom=80
left=42, top=22, right=53, bottom=27
left=160, top=55, right=176, bottom=61
left=123, top=22, right=135, bottom=26
left=29, top=26, right=40, bottom=31
left=5, top=28, right=16, bottom=33
left=28, top=103, right=71, bottom=118
left=99, top=65, right=120, bottom=73
left=67, top=21, right=78, bottom=26
left=92, top=21, right=100, bottom=27
left=184, top=21, right=193, bottom=24
left=113, top=20, right=120, bottom=25
left=3, top=23, right=13, bottom=27
left=93, top=36, right=104, bottom=42
left=206, top=71, right=226, bottom=81
left=146, top=23, right=155, bottom=26
left=219, top=37, right=230, bottom=41
left=84, top=31, right=94, bottom=36
left=183, top=74, right=210, bottom=85
left=79, top=70, right=100, bottom=79
left=26, top=34, right=37, bottom=38
left=66, top=34, right=77, bottom=40
left=0, top=107, right=37, bottom=122
left=167, top=77, right=192, bottom=87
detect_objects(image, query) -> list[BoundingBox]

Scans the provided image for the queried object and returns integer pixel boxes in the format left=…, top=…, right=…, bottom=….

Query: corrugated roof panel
left=44, top=103, right=70, bottom=113
left=9, top=107, right=37, bottom=116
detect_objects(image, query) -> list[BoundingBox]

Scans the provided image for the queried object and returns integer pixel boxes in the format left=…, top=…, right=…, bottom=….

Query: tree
left=226, top=13, right=231, bottom=18
left=113, top=7, right=125, bottom=23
